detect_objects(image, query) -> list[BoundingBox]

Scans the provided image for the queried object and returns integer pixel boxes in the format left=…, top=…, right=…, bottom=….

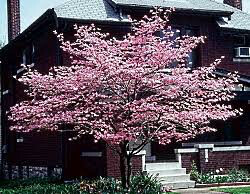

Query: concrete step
left=162, top=180, right=195, bottom=190
left=159, top=174, right=191, bottom=182
left=145, top=162, right=181, bottom=171
left=147, top=168, right=186, bottom=176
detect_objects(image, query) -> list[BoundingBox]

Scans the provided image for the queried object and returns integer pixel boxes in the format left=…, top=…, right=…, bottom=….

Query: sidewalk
left=173, top=187, right=225, bottom=194
left=174, top=185, right=250, bottom=194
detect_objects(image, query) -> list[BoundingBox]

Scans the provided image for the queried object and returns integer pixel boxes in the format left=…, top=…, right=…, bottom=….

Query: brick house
left=0, top=0, right=250, bottom=189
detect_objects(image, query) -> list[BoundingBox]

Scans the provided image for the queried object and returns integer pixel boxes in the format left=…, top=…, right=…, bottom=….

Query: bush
left=80, top=174, right=165, bottom=194
left=189, top=162, right=250, bottom=184
left=227, top=169, right=250, bottom=183
left=80, top=177, right=123, bottom=194
left=0, top=175, right=166, bottom=194
left=129, top=173, right=163, bottom=194
left=190, top=161, right=199, bottom=181
left=0, top=178, right=79, bottom=194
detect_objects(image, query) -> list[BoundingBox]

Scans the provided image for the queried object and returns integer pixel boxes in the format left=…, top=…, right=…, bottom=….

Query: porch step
left=162, top=180, right=195, bottom=189
left=159, top=174, right=191, bottom=182
left=145, top=162, right=195, bottom=190
left=147, top=168, right=186, bottom=176
left=145, top=162, right=181, bottom=170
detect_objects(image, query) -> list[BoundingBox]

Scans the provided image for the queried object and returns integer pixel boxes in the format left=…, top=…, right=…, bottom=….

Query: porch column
left=194, top=144, right=214, bottom=173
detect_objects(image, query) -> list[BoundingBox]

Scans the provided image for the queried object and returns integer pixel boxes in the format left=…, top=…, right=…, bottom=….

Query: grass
left=0, top=178, right=79, bottom=194
left=0, top=178, right=179, bottom=194
left=214, top=187, right=250, bottom=194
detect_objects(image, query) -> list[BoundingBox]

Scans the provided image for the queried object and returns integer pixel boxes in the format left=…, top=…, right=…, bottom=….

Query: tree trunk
left=119, top=142, right=130, bottom=189
left=120, top=153, right=127, bottom=189
left=126, top=156, right=132, bottom=188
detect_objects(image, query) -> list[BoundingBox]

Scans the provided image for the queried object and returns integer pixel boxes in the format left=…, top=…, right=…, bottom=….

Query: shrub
left=80, top=177, right=123, bottom=194
left=129, top=173, right=163, bottom=194
left=79, top=174, right=164, bottom=194
left=189, top=163, right=250, bottom=184
left=0, top=175, right=166, bottom=194
left=0, top=179, right=79, bottom=194
left=190, top=161, right=199, bottom=181
left=227, top=168, right=250, bottom=182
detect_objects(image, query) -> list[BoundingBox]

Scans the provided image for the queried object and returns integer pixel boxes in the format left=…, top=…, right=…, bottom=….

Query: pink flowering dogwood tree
left=9, top=9, right=241, bottom=188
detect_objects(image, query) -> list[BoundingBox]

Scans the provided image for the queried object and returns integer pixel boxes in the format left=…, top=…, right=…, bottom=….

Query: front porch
left=143, top=141, right=250, bottom=189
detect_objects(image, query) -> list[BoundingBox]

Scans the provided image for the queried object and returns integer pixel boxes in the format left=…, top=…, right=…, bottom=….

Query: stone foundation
left=3, top=164, right=62, bottom=179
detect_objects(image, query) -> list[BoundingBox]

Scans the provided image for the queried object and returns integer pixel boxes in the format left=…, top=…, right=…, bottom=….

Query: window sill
left=233, top=58, right=250, bottom=63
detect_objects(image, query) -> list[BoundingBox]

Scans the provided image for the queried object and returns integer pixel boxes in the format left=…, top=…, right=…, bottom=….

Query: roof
left=109, top=0, right=250, bottom=31
left=216, top=7, right=250, bottom=32
left=110, top=0, right=231, bottom=12
left=1, top=0, right=250, bottom=55
left=54, top=0, right=129, bottom=22
left=55, top=0, right=250, bottom=32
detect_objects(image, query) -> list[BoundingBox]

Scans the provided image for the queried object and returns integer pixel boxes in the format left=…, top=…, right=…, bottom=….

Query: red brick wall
left=105, top=146, right=143, bottom=178
left=63, top=137, right=143, bottom=179
left=200, top=150, right=250, bottom=173
left=3, top=21, right=62, bottom=175
left=181, top=149, right=250, bottom=174
left=181, top=153, right=200, bottom=173
left=8, top=131, right=63, bottom=167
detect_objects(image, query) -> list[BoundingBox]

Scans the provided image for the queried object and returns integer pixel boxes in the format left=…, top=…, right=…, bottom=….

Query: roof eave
left=112, top=3, right=233, bottom=17
left=215, top=68, right=250, bottom=84
left=0, top=9, right=56, bottom=55
left=57, top=17, right=131, bottom=26
left=220, top=27, right=250, bottom=34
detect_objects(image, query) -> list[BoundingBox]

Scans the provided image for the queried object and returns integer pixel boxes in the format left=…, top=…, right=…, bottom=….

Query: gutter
left=112, top=3, right=233, bottom=18
left=57, top=17, right=131, bottom=26
left=220, top=27, right=250, bottom=34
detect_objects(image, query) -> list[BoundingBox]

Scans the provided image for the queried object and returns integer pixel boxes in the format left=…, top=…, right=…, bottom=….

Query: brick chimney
left=224, top=0, right=242, bottom=10
left=7, top=0, right=21, bottom=42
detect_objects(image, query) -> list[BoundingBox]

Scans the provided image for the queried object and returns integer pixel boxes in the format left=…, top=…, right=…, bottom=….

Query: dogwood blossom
left=8, top=9, right=241, bottom=188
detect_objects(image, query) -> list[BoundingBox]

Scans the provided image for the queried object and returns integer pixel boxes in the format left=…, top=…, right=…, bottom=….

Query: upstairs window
left=164, top=27, right=199, bottom=68
left=183, top=28, right=199, bottom=68
left=233, top=35, right=250, bottom=58
left=22, top=43, right=35, bottom=65
left=18, top=44, right=35, bottom=76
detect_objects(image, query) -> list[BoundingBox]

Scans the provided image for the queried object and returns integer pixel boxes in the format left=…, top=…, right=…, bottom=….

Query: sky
left=0, top=0, right=250, bottom=44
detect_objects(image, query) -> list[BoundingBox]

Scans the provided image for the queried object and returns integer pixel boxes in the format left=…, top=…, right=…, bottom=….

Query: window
left=183, top=28, right=199, bottom=68
left=22, top=43, right=35, bottom=65
left=157, top=27, right=200, bottom=68
left=233, top=35, right=250, bottom=59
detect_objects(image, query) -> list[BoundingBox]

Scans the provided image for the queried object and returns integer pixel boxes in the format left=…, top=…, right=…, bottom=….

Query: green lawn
left=0, top=179, right=179, bottom=194
left=214, top=187, right=250, bottom=194
left=0, top=179, right=79, bottom=194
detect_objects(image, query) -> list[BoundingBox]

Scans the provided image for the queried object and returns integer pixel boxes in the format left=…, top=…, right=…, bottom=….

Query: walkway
left=174, top=187, right=225, bottom=194
left=174, top=185, right=250, bottom=194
